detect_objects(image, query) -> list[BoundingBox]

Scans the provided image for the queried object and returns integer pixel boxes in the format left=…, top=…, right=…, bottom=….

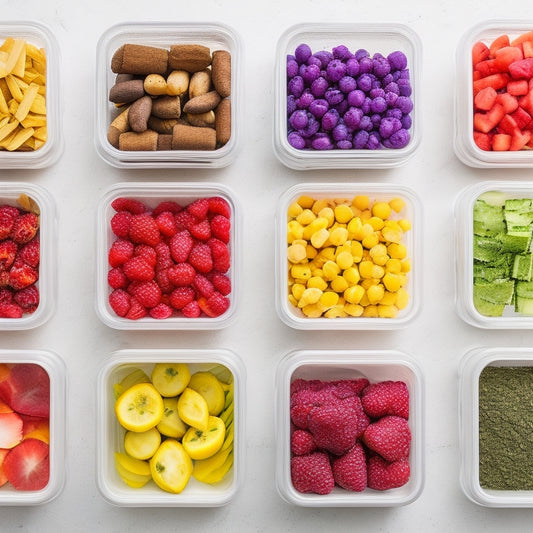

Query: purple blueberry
left=296, top=89, right=314, bottom=109
left=308, top=99, right=329, bottom=118
left=287, top=94, right=297, bottom=115
left=395, top=96, right=413, bottom=114
left=398, top=78, right=412, bottom=96
left=343, top=107, right=363, bottom=130
left=300, top=63, right=321, bottom=85
left=326, top=59, right=347, bottom=82
left=288, top=131, right=306, bottom=149
left=289, top=109, right=309, bottom=130
left=355, top=48, right=369, bottom=60
left=311, top=134, right=334, bottom=150
left=369, top=87, right=385, bottom=99
left=401, top=114, right=412, bottom=130
left=387, top=50, right=408, bottom=71
left=353, top=130, right=369, bottom=149
left=370, top=96, right=387, bottom=113
left=332, top=123, right=349, bottom=141
left=287, top=56, right=299, bottom=78
left=313, top=50, right=333, bottom=68
left=373, top=57, right=391, bottom=78
left=357, top=74, right=372, bottom=93
left=321, top=109, right=340, bottom=130
left=359, top=56, right=374, bottom=74
left=337, top=139, right=353, bottom=149
left=298, top=116, right=320, bottom=138
left=345, top=58, right=360, bottom=77
left=379, top=117, right=402, bottom=138
left=288, top=75, right=304, bottom=98
left=295, top=43, right=312, bottom=64
left=311, top=76, right=329, bottom=97
left=325, top=88, right=344, bottom=106
left=339, top=76, right=357, bottom=93
left=367, top=132, right=382, bottom=150
left=332, top=45, right=352, bottom=60
left=306, top=55, right=322, bottom=67
left=347, top=90, right=365, bottom=107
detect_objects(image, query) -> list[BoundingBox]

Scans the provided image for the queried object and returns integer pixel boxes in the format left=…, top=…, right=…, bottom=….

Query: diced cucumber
left=515, top=296, right=533, bottom=316
left=512, top=253, right=533, bottom=281
left=473, top=294, right=506, bottom=317
left=473, top=279, right=515, bottom=305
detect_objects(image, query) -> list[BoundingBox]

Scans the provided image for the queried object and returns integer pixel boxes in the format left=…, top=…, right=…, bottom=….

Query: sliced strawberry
left=3, top=438, right=49, bottom=491
left=492, top=133, right=512, bottom=151
left=0, top=448, right=9, bottom=487
left=0, top=412, right=22, bottom=448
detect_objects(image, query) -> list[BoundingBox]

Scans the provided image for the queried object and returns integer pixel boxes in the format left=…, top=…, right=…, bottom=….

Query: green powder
left=479, top=366, right=533, bottom=490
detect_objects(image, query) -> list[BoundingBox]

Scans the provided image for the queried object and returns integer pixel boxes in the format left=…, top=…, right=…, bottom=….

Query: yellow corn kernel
left=297, top=195, right=315, bottom=208
left=358, top=260, right=374, bottom=279
left=288, top=294, right=298, bottom=307
left=385, top=258, right=402, bottom=274
left=334, top=204, right=353, bottom=224
left=329, top=226, right=349, bottom=246
left=287, top=220, right=304, bottom=242
left=362, top=305, right=379, bottom=317
left=287, top=243, right=307, bottom=263
left=360, top=209, right=372, bottom=221
left=384, top=219, right=402, bottom=232
left=322, top=260, right=340, bottom=280
left=343, top=266, right=360, bottom=285
left=310, top=266, right=324, bottom=278
left=302, top=217, right=329, bottom=240
left=378, top=304, right=398, bottom=318
left=320, top=291, right=339, bottom=309
left=344, top=285, right=365, bottom=304
left=359, top=292, right=370, bottom=307
left=288, top=201, right=304, bottom=218
left=312, top=199, right=330, bottom=215
left=369, top=243, right=388, bottom=261
left=398, top=273, right=407, bottom=287
left=306, top=244, right=318, bottom=259
left=347, top=216, right=363, bottom=238
left=296, top=209, right=316, bottom=226
left=398, top=219, right=411, bottom=232
left=291, top=283, right=306, bottom=301
left=366, top=284, right=385, bottom=304
left=362, top=232, right=380, bottom=249
left=380, top=291, right=397, bottom=306
left=388, top=242, right=407, bottom=260
left=324, top=306, right=348, bottom=318
left=318, top=206, right=335, bottom=226
left=298, top=287, right=322, bottom=307
left=307, top=276, right=328, bottom=291
left=396, top=288, right=409, bottom=309
left=301, top=303, right=324, bottom=317
left=291, top=264, right=311, bottom=281
left=352, top=195, right=369, bottom=211
left=318, top=247, right=336, bottom=262
left=310, top=228, right=329, bottom=248
left=350, top=241, right=364, bottom=263
left=382, top=226, right=403, bottom=244
left=330, top=275, right=348, bottom=293
left=389, top=197, right=406, bottom=213
left=361, top=278, right=379, bottom=290
left=344, top=303, right=364, bottom=316
left=401, top=259, right=411, bottom=273
left=368, top=216, right=385, bottom=231
left=382, top=272, right=401, bottom=292
left=336, top=250, right=354, bottom=270
left=372, top=201, right=392, bottom=220
left=352, top=221, right=373, bottom=241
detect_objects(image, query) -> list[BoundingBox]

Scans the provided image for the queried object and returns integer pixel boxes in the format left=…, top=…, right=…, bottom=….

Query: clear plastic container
left=0, top=182, right=56, bottom=330
left=454, top=20, right=533, bottom=168
left=274, top=22, right=422, bottom=169
left=95, top=22, right=241, bottom=169
left=455, top=180, right=533, bottom=328
left=0, top=21, right=62, bottom=169
left=274, top=349, right=424, bottom=507
left=95, top=182, right=239, bottom=330
left=96, top=349, right=245, bottom=507
left=276, top=182, right=422, bottom=329
left=0, top=349, right=66, bottom=506
left=459, top=346, right=533, bottom=507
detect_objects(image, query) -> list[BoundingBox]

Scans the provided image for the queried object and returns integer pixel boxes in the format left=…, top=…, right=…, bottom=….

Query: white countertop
left=3, top=0, right=533, bottom=531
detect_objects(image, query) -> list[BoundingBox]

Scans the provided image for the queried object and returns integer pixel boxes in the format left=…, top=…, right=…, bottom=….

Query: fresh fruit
left=124, top=427, right=161, bottom=460
left=192, top=446, right=232, bottom=483
left=291, top=429, right=316, bottom=456
left=360, top=380, right=409, bottom=419
left=156, top=397, right=188, bottom=439
left=114, top=452, right=151, bottom=487
left=177, top=388, right=209, bottom=431
left=331, top=441, right=367, bottom=492
left=0, top=411, right=22, bottom=448
left=187, top=372, right=225, bottom=416
left=115, top=383, right=164, bottom=432
left=151, top=363, right=190, bottom=397
left=291, top=452, right=335, bottom=495
left=182, top=415, right=225, bottom=460
left=20, top=415, right=49, bottom=444
left=362, top=415, right=411, bottom=462
left=0, top=448, right=9, bottom=486
left=367, top=455, right=410, bottom=491
left=150, top=439, right=193, bottom=494
left=3, top=438, right=49, bottom=491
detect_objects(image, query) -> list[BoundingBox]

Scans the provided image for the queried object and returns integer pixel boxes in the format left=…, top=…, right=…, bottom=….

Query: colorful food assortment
left=0, top=363, right=50, bottom=491
left=113, top=364, right=234, bottom=493
left=107, top=196, right=232, bottom=320
left=473, top=192, right=533, bottom=316
left=472, top=31, right=533, bottom=152
left=290, top=378, right=411, bottom=494
left=286, top=43, right=413, bottom=151
left=286, top=194, right=411, bottom=318
left=0, top=195, right=41, bottom=318
left=0, top=37, right=47, bottom=152
left=107, top=43, right=231, bottom=151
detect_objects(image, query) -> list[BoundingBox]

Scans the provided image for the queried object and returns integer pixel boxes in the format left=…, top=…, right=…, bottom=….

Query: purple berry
left=296, top=89, right=314, bottom=109
left=387, top=128, right=410, bottom=149
left=308, top=99, right=329, bottom=119
left=295, top=43, right=312, bottom=64
left=385, top=108, right=403, bottom=120
left=288, top=76, right=304, bottom=98
left=398, top=78, right=412, bottom=96
left=298, top=116, right=320, bottom=138
left=384, top=82, right=400, bottom=95
left=339, top=76, right=357, bottom=93
left=337, top=139, right=353, bottom=149
left=287, top=56, right=299, bottom=78
left=353, top=130, right=369, bottom=148
left=357, top=74, right=372, bottom=93
left=343, top=107, right=363, bottom=130
left=399, top=69, right=410, bottom=80
left=311, top=76, right=329, bottom=97
left=332, top=45, right=352, bottom=60
left=361, top=97, right=372, bottom=115
left=370, top=96, right=387, bottom=113
left=300, top=63, right=321, bottom=85
left=367, top=132, right=382, bottom=150
left=321, top=109, right=339, bottom=130
left=355, top=48, right=369, bottom=60
left=370, top=113, right=382, bottom=128
left=326, top=59, right=346, bottom=82
left=325, top=88, right=344, bottom=106
left=401, top=114, right=412, bottom=130
left=332, top=123, right=349, bottom=141
left=379, top=117, right=402, bottom=138
left=287, top=94, right=297, bottom=115
left=288, top=131, right=306, bottom=149
left=334, top=99, right=348, bottom=116
left=384, top=91, right=399, bottom=107
left=396, top=96, right=413, bottom=114
left=369, top=87, right=385, bottom=99
left=382, top=73, right=394, bottom=85
left=347, top=90, right=365, bottom=107
left=313, top=50, right=333, bottom=68
left=359, top=115, right=373, bottom=131
left=373, top=57, right=391, bottom=78
left=306, top=55, right=322, bottom=67
left=345, top=58, right=360, bottom=77
left=359, top=57, right=374, bottom=74
left=387, top=50, right=408, bottom=71
left=289, top=110, right=309, bottom=130
left=311, top=134, right=334, bottom=150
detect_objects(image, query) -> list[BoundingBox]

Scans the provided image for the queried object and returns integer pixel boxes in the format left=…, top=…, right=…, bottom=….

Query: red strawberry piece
left=17, top=238, right=39, bottom=268
left=208, top=271, right=231, bottom=296
left=361, top=380, right=409, bottom=419
left=11, top=213, right=38, bottom=244
left=149, top=302, right=173, bottom=319
left=125, top=296, right=147, bottom=320
left=155, top=242, right=173, bottom=271
left=170, top=287, right=195, bottom=310
left=108, top=239, right=134, bottom=268
left=130, top=280, right=161, bottom=308
left=111, top=197, right=146, bottom=214
left=9, top=263, right=38, bottom=291
left=192, top=273, right=215, bottom=298
left=0, top=288, right=13, bottom=304
left=107, top=267, right=128, bottom=289
left=0, top=240, right=17, bottom=270
left=3, top=438, right=49, bottom=491
left=509, top=57, right=533, bottom=79
left=0, top=206, right=19, bottom=240
left=291, top=452, right=334, bottom=495
left=189, top=243, right=213, bottom=274
left=182, top=300, right=201, bottom=318
left=0, top=411, right=23, bottom=448
left=13, top=285, right=39, bottom=313
left=362, top=415, right=411, bottom=462
left=174, top=210, right=196, bottom=231
left=205, top=292, right=230, bottom=317
left=208, top=238, right=230, bottom=273
left=167, top=263, right=195, bottom=287
left=109, top=289, right=131, bottom=317
left=155, top=211, right=177, bottom=238
left=332, top=441, right=367, bottom=492
left=0, top=448, right=9, bottom=486
left=169, top=230, right=193, bottom=263
left=367, top=455, right=410, bottom=491
left=134, top=244, right=157, bottom=267
left=210, top=215, right=230, bottom=243
left=0, top=364, right=49, bottom=418
left=122, top=255, right=155, bottom=282
left=290, top=429, right=316, bottom=456
left=0, top=302, right=23, bottom=318
left=155, top=268, right=174, bottom=293
left=110, top=211, right=132, bottom=239
left=129, top=213, right=160, bottom=247
left=153, top=201, right=182, bottom=216
left=187, top=198, right=209, bottom=220
left=190, top=219, right=212, bottom=241
left=207, top=196, right=231, bottom=218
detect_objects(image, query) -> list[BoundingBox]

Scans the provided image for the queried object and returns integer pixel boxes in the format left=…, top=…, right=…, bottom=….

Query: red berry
left=134, top=244, right=157, bottom=267
left=362, top=415, right=411, bottom=463
left=205, top=291, right=230, bottom=317
left=155, top=211, right=177, bottom=238
left=129, top=213, right=160, bottom=247
left=210, top=215, right=230, bottom=243
left=11, top=213, right=38, bottom=244
left=208, top=196, right=231, bottom=218
left=208, top=238, right=230, bottom=273
left=170, top=286, right=195, bottom=310
left=153, top=201, right=182, bottom=216
left=174, top=210, right=196, bottom=231
left=9, top=263, right=38, bottom=290
left=208, top=271, right=231, bottom=295
left=108, top=239, right=134, bottom=268
left=155, top=268, right=174, bottom=294
left=17, top=239, right=39, bottom=268
left=367, top=455, right=410, bottom=491
left=0, top=240, right=17, bottom=271
left=13, top=285, right=39, bottom=312
left=109, top=289, right=131, bottom=317
left=3, top=438, right=49, bottom=491
left=130, top=280, right=161, bottom=308
left=182, top=300, right=201, bottom=318
left=190, top=219, right=211, bottom=241
left=122, top=256, right=155, bottom=282
left=189, top=243, right=213, bottom=274
left=187, top=198, right=209, bottom=220
left=149, top=302, right=173, bottom=319
left=0, top=287, right=13, bottom=303
left=167, top=263, right=195, bottom=287
left=169, top=230, right=193, bottom=263
left=155, top=242, right=173, bottom=271
left=111, top=197, right=146, bottom=214
left=291, top=429, right=316, bottom=456
left=110, top=211, right=132, bottom=238
left=0, top=302, right=23, bottom=318
left=125, top=296, right=147, bottom=320
left=192, top=273, right=214, bottom=298
left=361, top=380, right=409, bottom=420
left=331, top=441, right=367, bottom=492
left=291, top=452, right=335, bottom=495
left=0, top=206, right=19, bottom=240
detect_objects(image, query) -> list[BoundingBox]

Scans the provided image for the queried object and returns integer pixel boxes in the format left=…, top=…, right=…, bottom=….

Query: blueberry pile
left=286, top=43, right=413, bottom=151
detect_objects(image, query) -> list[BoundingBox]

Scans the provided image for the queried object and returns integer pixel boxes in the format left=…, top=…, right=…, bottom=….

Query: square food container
left=95, top=182, right=239, bottom=330
left=276, top=182, right=422, bottom=329
left=455, top=180, right=533, bottom=328
left=274, top=349, right=424, bottom=507
left=0, top=182, right=56, bottom=330
left=273, top=22, right=421, bottom=169
left=0, top=21, right=62, bottom=169
left=454, top=20, right=533, bottom=168
left=95, top=22, right=242, bottom=169
left=96, top=349, right=245, bottom=507
left=459, top=347, right=533, bottom=507
left=0, top=349, right=66, bottom=506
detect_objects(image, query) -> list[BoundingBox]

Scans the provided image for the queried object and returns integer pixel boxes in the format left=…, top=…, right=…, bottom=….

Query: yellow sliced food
left=151, top=363, right=190, bottom=397
left=5, top=126, right=34, bottom=151
left=192, top=446, right=231, bottom=482
left=219, top=402, right=233, bottom=427
left=124, top=427, right=161, bottom=460
left=202, top=452, right=233, bottom=485
left=115, top=382, right=164, bottom=432
left=177, top=387, right=209, bottom=431
left=150, top=439, right=192, bottom=494
left=156, top=397, right=188, bottom=439
left=182, top=415, right=225, bottom=460
left=115, top=460, right=151, bottom=486
left=115, top=452, right=151, bottom=476
left=14, top=82, right=39, bottom=122
left=221, top=421, right=234, bottom=451
left=188, top=372, right=225, bottom=416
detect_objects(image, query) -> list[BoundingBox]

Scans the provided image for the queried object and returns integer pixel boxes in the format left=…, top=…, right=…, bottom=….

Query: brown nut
left=109, top=79, right=145, bottom=104
left=144, top=74, right=167, bottom=96
left=111, top=44, right=168, bottom=75
left=107, top=106, right=131, bottom=147
left=189, top=69, right=212, bottom=99
left=157, top=134, right=173, bottom=151
left=187, top=110, right=215, bottom=128
left=147, top=116, right=179, bottom=134
left=119, top=130, right=159, bottom=151
left=128, top=95, right=153, bottom=132
left=172, top=123, right=216, bottom=150
left=168, top=44, right=212, bottom=73
left=166, top=70, right=190, bottom=96
left=182, top=90, right=221, bottom=114
left=215, top=98, right=231, bottom=146
left=151, top=95, right=181, bottom=120
left=211, top=50, right=231, bottom=98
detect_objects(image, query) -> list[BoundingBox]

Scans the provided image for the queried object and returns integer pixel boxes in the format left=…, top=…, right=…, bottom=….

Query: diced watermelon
left=473, top=131, right=492, bottom=151
left=489, top=34, right=511, bottom=57
left=510, top=130, right=532, bottom=151
left=473, top=40, right=490, bottom=66
left=511, top=107, right=533, bottom=130
left=509, top=58, right=533, bottom=79
left=497, top=113, right=520, bottom=135
left=473, top=73, right=511, bottom=94
left=496, top=92, right=519, bottom=113
left=473, top=70, right=482, bottom=81
left=492, top=133, right=512, bottom=151
left=494, top=46, right=524, bottom=71
left=474, top=86, right=498, bottom=111
left=475, top=59, right=501, bottom=77
left=507, top=79, right=529, bottom=96
left=510, top=30, right=533, bottom=47
left=523, top=41, right=533, bottom=59
left=474, top=103, right=506, bottom=133
left=519, top=90, right=533, bottom=115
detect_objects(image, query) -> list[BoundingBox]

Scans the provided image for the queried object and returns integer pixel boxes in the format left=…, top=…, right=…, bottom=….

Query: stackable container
left=95, top=182, right=240, bottom=330
left=275, top=349, right=424, bottom=507
left=274, top=22, right=422, bottom=169
left=0, top=21, right=62, bottom=169
left=0, top=349, right=66, bottom=506
left=95, top=22, right=242, bottom=169
left=96, top=349, right=245, bottom=507
left=276, top=182, right=422, bottom=329
left=454, top=20, right=533, bottom=168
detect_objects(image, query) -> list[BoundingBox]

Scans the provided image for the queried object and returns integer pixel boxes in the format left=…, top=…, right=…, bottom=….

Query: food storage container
left=0, top=182, right=56, bottom=330
left=274, top=22, right=421, bottom=169
left=96, top=349, right=245, bottom=507
left=95, top=22, right=242, bottom=169
left=459, top=346, right=533, bottom=507
left=95, top=182, right=239, bottom=330
left=276, top=182, right=422, bottom=329
left=0, top=349, right=66, bottom=505
left=275, top=349, right=424, bottom=507
left=454, top=20, right=533, bottom=168
left=455, top=180, right=533, bottom=328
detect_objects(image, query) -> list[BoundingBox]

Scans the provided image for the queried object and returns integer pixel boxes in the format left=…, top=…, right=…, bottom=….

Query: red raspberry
left=291, top=429, right=316, bottom=456
left=331, top=441, right=367, bottom=492
left=182, top=300, right=201, bottom=318
left=0, top=287, right=13, bottom=303
left=149, top=302, right=173, bottom=319
left=125, top=296, right=147, bottom=320
left=192, top=273, right=214, bottom=298
left=130, top=280, right=161, bottom=308
left=190, top=219, right=211, bottom=241
left=0, top=271, right=9, bottom=287
left=134, top=244, right=157, bottom=267
left=367, top=455, right=410, bottom=491
left=17, top=238, right=39, bottom=268
left=155, top=211, right=177, bottom=237
left=108, top=239, right=134, bottom=268
left=169, top=230, right=193, bottom=263
left=111, top=197, right=146, bottom=214
left=361, top=380, right=409, bottom=420
left=155, top=242, right=173, bottom=271
left=129, top=213, right=160, bottom=247
left=291, top=452, right=335, bottom=495
left=199, top=291, right=230, bottom=317
left=0, top=240, right=17, bottom=270
left=13, top=285, right=39, bottom=313
left=167, top=263, right=196, bottom=287
left=208, top=238, right=230, bottom=273
left=208, top=196, right=231, bottom=218
left=9, top=263, right=38, bottom=290
left=110, top=211, right=132, bottom=238
left=210, top=215, right=230, bottom=243
left=108, top=267, right=128, bottom=289
left=153, top=201, right=182, bottom=216
left=207, top=271, right=231, bottom=296
left=175, top=210, right=196, bottom=231
left=187, top=198, right=209, bottom=220
left=330, top=378, right=370, bottom=396
left=11, top=213, right=39, bottom=244
left=170, top=286, right=195, bottom=310
left=189, top=243, right=213, bottom=274
left=362, top=415, right=411, bottom=463
left=0, top=302, right=23, bottom=318
left=0, top=206, right=19, bottom=240
left=109, top=289, right=131, bottom=317
left=155, top=268, right=174, bottom=293
left=122, top=256, right=155, bottom=282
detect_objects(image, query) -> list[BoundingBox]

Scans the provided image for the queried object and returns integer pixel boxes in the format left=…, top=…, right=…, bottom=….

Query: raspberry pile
left=107, top=196, right=232, bottom=320
left=290, top=378, right=411, bottom=495
left=0, top=204, right=40, bottom=318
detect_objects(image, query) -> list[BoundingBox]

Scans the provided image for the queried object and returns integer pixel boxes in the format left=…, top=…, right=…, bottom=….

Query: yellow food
left=124, top=427, right=161, bottom=460
left=182, top=415, right=225, bottom=460
left=150, top=439, right=193, bottom=494
left=187, top=372, right=226, bottom=416
left=156, top=397, right=188, bottom=439
left=177, top=387, right=209, bottom=431
left=115, top=383, right=164, bottom=432
left=151, top=362, right=190, bottom=397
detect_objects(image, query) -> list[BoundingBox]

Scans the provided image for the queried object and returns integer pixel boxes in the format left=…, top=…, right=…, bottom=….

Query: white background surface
left=2, top=0, right=533, bottom=531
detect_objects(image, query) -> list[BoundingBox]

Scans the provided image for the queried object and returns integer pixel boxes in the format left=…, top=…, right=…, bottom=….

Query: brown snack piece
left=189, top=69, right=212, bottom=98
left=128, top=95, right=153, bottom=132
left=182, top=91, right=221, bottom=114
left=115, top=73, right=134, bottom=84
left=151, top=95, right=181, bottom=119
left=144, top=74, right=167, bottom=96
left=166, top=70, right=190, bottom=96
left=119, top=130, right=159, bottom=151
left=108, top=106, right=131, bottom=147
left=111, top=44, right=168, bottom=75
left=211, top=50, right=231, bottom=98
left=171, top=123, right=216, bottom=150
left=109, top=79, right=145, bottom=104
left=187, top=110, right=215, bottom=128
left=147, top=116, right=179, bottom=134
left=168, top=44, right=212, bottom=73
left=215, top=98, right=231, bottom=146
left=157, top=134, right=173, bottom=151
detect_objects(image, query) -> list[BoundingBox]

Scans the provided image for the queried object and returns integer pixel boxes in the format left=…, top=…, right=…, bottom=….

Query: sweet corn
left=380, top=291, right=397, bottom=306
left=350, top=241, right=364, bottom=263
left=401, top=259, right=411, bottom=273
left=351, top=221, right=373, bottom=241
left=368, top=216, right=385, bottom=231
left=312, top=199, right=330, bottom=215
left=307, top=276, right=328, bottom=291
left=296, top=209, right=316, bottom=226
left=352, top=195, right=369, bottom=211
left=324, top=306, right=348, bottom=318
left=301, top=303, right=324, bottom=317
left=336, top=250, right=354, bottom=270
left=389, top=197, right=405, bottom=213
left=382, top=272, right=401, bottom=292
left=378, top=305, right=398, bottom=318
left=362, top=232, right=380, bottom=249
left=302, top=217, right=329, bottom=240
left=330, top=275, right=348, bottom=293
left=291, top=283, right=306, bottom=301
left=396, top=287, right=409, bottom=309
left=310, top=227, right=329, bottom=248
left=288, top=201, right=304, bottom=218
left=347, top=216, right=363, bottom=238
left=322, top=260, right=340, bottom=280
left=287, top=242, right=307, bottom=263
left=359, top=261, right=384, bottom=279
left=287, top=220, right=304, bottom=242
left=385, top=258, right=402, bottom=274
left=288, top=294, right=298, bottom=307
left=372, top=201, right=391, bottom=220
left=318, top=206, right=335, bottom=226
left=388, top=242, right=407, bottom=259
left=343, top=266, right=360, bottom=285
left=344, top=285, right=365, bottom=304
left=298, top=287, right=322, bottom=307
left=366, top=284, right=385, bottom=304
left=320, top=291, right=339, bottom=309
left=361, top=278, right=379, bottom=290
left=382, top=226, right=403, bottom=244
left=329, top=226, right=349, bottom=246
left=362, top=305, right=379, bottom=317
left=334, top=204, right=353, bottom=224
left=291, top=264, right=311, bottom=281
left=343, top=303, right=364, bottom=316
left=297, top=195, right=314, bottom=208
left=398, top=219, right=411, bottom=232
left=369, top=243, right=388, bottom=262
